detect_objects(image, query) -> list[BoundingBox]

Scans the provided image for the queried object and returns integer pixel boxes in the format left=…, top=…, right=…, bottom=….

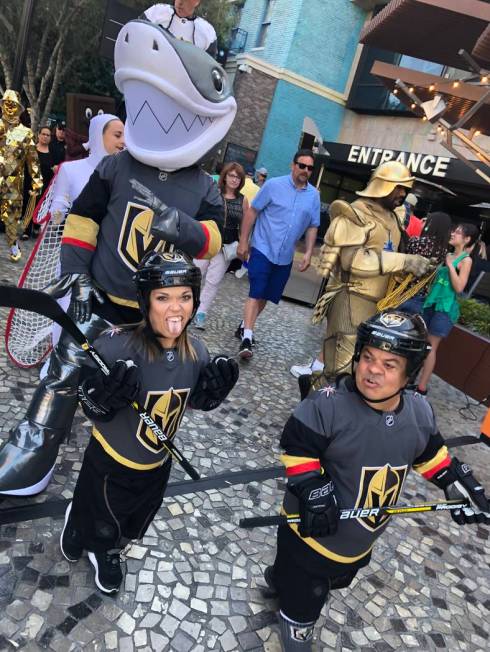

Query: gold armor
left=312, top=162, right=415, bottom=384
left=0, top=90, right=43, bottom=261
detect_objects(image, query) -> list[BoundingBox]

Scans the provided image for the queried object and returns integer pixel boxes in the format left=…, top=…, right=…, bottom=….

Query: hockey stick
left=239, top=498, right=470, bottom=528
left=0, top=286, right=200, bottom=481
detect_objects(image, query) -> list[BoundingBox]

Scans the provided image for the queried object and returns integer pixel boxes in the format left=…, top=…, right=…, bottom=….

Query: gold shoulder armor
left=326, top=215, right=369, bottom=248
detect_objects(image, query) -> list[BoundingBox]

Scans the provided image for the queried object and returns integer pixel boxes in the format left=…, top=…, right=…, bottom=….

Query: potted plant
left=434, top=298, right=490, bottom=405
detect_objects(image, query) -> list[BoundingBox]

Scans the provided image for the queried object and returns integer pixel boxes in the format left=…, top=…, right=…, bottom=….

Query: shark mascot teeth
left=115, top=19, right=236, bottom=171
left=0, top=19, right=236, bottom=497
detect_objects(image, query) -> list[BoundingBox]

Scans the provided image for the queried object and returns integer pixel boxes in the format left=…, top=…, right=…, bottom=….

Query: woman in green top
left=416, top=223, right=479, bottom=393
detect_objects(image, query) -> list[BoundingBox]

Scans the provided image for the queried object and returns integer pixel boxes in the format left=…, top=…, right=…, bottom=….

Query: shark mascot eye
left=115, top=20, right=237, bottom=171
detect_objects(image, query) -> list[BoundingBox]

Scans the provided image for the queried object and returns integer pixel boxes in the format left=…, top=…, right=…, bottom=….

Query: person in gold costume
left=0, top=90, right=43, bottom=262
left=289, top=161, right=434, bottom=395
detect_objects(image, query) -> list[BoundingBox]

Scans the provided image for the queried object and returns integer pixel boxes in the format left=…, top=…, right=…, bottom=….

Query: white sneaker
left=290, top=359, right=315, bottom=378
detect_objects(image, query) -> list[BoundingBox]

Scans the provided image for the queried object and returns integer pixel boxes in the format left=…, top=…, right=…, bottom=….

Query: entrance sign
left=347, top=145, right=451, bottom=178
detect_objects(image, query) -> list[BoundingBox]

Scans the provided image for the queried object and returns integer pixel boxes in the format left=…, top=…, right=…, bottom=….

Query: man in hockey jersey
left=144, top=1, right=218, bottom=57
left=267, top=311, right=490, bottom=650
left=61, top=251, right=238, bottom=593
left=0, top=19, right=236, bottom=495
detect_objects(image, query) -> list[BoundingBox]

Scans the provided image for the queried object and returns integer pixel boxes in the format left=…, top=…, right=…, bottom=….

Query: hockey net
left=5, top=179, right=66, bottom=368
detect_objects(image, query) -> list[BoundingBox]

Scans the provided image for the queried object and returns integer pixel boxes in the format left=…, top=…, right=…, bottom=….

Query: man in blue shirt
left=236, top=149, right=320, bottom=359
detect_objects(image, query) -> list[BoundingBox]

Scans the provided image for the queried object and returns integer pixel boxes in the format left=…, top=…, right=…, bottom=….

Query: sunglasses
left=295, top=162, right=314, bottom=171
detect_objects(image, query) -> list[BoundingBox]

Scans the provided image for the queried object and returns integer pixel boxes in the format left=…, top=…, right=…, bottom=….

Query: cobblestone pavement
left=0, top=237, right=488, bottom=651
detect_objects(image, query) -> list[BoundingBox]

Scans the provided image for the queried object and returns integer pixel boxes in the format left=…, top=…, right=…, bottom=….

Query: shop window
left=348, top=5, right=444, bottom=114
left=319, top=171, right=364, bottom=206
left=224, top=142, right=257, bottom=169
left=256, top=0, right=276, bottom=48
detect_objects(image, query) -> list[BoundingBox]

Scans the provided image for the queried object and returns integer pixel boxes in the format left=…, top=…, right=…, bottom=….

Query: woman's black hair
left=421, top=212, right=452, bottom=251
left=456, top=222, right=480, bottom=261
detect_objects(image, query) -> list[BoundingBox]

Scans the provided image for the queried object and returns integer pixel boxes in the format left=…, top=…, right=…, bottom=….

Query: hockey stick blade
left=239, top=499, right=470, bottom=529
left=0, top=286, right=200, bottom=481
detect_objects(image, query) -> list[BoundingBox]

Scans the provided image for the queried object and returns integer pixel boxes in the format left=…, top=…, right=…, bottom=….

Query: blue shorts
left=247, top=247, right=293, bottom=304
left=421, top=306, right=454, bottom=338
left=399, top=295, right=454, bottom=338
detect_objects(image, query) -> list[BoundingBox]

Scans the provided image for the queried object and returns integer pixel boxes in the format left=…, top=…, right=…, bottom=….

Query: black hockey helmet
left=135, top=249, right=201, bottom=321
left=354, top=311, right=430, bottom=381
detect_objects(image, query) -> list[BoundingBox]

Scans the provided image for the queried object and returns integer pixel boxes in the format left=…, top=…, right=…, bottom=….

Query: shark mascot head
left=114, top=19, right=236, bottom=172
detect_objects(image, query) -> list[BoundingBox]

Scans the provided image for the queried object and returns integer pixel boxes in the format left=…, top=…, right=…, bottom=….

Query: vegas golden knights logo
left=354, top=464, right=408, bottom=531
left=136, top=388, right=190, bottom=454
left=118, top=202, right=168, bottom=271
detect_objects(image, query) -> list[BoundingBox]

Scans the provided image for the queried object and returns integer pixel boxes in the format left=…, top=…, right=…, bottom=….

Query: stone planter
left=434, top=324, right=490, bottom=406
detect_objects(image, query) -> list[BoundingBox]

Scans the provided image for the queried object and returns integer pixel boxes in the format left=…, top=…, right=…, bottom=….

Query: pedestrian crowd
left=0, top=3, right=489, bottom=651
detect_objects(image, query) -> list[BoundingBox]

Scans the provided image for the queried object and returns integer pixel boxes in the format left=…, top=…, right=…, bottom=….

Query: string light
left=481, top=76, right=488, bottom=84
left=409, top=87, right=415, bottom=93
left=410, top=103, right=416, bottom=109
left=429, top=84, right=435, bottom=91
left=393, top=88, right=399, bottom=95
left=452, top=81, right=460, bottom=88
left=475, top=130, right=481, bottom=136
left=422, top=116, right=428, bottom=121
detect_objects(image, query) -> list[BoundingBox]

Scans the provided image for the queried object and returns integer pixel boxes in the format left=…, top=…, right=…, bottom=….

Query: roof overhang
left=359, top=0, right=490, bottom=70
left=371, top=61, right=490, bottom=135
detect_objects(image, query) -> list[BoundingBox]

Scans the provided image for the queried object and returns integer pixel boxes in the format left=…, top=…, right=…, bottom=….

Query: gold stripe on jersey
left=63, top=214, right=99, bottom=247
left=282, top=507, right=374, bottom=563
left=412, top=445, right=449, bottom=476
left=280, top=454, right=320, bottom=469
left=92, top=427, right=168, bottom=470
left=106, top=292, right=139, bottom=309
left=200, top=219, right=222, bottom=258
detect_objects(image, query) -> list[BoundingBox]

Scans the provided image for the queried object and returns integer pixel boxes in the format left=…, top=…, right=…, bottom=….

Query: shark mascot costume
left=0, top=19, right=236, bottom=495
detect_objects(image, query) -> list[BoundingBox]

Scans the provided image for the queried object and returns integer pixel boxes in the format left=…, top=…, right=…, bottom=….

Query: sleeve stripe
left=63, top=214, right=99, bottom=248
left=285, top=460, right=322, bottom=477
left=195, top=220, right=222, bottom=259
left=421, top=456, right=451, bottom=480
left=61, top=237, right=96, bottom=252
left=280, top=454, right=320, bottom=469
left=413, top=445, right=450, bottom=477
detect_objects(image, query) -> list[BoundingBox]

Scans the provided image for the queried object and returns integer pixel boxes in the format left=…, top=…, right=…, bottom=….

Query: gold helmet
left=357, top=161, right=414, bottom=198
left=0, top=89, right=24, bottom=123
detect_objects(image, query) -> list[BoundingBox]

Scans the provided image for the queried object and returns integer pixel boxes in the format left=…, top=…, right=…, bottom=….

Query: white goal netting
left=5, top=182, right=66, bottom=368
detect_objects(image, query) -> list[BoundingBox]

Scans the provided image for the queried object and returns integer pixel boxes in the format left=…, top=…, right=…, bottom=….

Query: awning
left=359, top=0, right=490, bottom=71
left=473, top=24, right=490, bottom=65
left=370, top=61, right=490, bottom=135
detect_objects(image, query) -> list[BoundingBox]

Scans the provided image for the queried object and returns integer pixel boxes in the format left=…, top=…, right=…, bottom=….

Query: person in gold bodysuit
left=290, top=161, right=434, bottom=395
left=0, top=90, right=43, bottom=262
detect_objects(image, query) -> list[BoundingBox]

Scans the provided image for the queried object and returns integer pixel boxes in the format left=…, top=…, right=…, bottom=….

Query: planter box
left=434, top=324, right=490, bottom=406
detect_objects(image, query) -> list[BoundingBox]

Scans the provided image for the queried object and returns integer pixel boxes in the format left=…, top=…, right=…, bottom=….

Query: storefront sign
left=347, top=145, right=451, bottom=178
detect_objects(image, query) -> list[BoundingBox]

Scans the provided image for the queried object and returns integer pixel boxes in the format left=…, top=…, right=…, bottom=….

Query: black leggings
left=272, top=525, right=365, bottom=623
left=70, top=437, right=171, bottom=553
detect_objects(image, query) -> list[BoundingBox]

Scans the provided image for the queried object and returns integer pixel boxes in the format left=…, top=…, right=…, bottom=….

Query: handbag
left=222, top=241, right=239, bottom=263
left=221, top=198, right=239, bottom=263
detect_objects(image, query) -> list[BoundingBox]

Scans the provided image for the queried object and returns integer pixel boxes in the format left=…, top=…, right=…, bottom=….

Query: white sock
left=243, top=328, right=253, bottom=341
left=311, top=358, right=324, bottom=372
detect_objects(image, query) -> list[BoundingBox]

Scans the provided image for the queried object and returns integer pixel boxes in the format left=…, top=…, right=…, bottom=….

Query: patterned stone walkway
left=0, top=236, right=488, bottom=651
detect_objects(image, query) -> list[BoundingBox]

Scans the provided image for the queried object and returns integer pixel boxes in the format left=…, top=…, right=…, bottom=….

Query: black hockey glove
left=289, top=472, right=339, bottom=538
left=431, top=458, right=490, bottom=525
left=78, top=360, right=140, bottom=422
left=44, top=273, right=104, bottom=323
left=190, top=356, right=239, bottom=411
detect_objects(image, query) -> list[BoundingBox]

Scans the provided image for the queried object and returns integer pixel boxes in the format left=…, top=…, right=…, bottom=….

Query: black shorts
left=70, top=437, right=171, bottom=552
left=272, top=525, right=370, bottom=623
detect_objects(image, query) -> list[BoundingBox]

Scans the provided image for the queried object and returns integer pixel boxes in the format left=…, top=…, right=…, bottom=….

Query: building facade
left=224, top=0, right=490, bottom=213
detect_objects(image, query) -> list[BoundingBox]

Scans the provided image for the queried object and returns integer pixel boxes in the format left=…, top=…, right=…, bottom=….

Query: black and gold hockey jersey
left=88, top=329, right=209, bottom=470
left=281, top=377, right=450, bottom=564
left=61, top=151, right=223, bottom=309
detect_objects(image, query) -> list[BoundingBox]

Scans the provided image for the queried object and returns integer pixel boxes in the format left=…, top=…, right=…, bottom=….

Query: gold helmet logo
left=136, top=388, right=190, bottom=454
left=355, top=464, right=408, bottom=531
left=118, top=202, right=168, bottom=271
left=379, top=313, right=407, bottom=329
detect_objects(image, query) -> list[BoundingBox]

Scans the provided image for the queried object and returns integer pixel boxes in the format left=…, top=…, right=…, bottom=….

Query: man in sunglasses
left=236, top=149, right=320, bottom=359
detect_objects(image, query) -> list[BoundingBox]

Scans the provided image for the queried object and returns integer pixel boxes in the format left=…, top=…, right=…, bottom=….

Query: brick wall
left=220, top=66, right=278, bottom=160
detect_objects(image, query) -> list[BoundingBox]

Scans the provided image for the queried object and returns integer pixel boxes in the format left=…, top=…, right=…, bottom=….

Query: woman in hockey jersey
left=267, top=310, right=490, bottom=651
left=60, top=250, right=238, bottom=593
